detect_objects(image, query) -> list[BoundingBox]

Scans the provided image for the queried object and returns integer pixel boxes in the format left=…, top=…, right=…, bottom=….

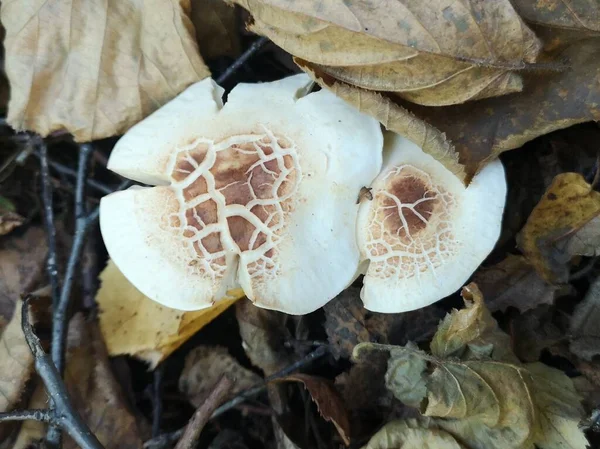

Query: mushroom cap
left=100, top=74, right=383, bottom=314
left=357, top=132, right=506, bottom=313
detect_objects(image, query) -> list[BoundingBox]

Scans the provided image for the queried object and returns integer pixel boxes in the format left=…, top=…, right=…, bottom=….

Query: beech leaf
left=1, top=0, right=210, bottom=142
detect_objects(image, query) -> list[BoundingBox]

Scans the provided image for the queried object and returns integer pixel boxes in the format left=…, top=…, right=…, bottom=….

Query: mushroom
left=357, top=132, right=506, bottom=313
left=100, top=74, right=383, bottom=314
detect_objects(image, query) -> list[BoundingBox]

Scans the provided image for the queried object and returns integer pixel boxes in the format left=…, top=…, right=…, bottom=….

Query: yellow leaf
left=1, top=0, right=210, bottom=142
left=517, top=172, right=600, bottom=283
left=362, top=419, right=463, bottom=449
left=97, top=260, right=242, bottom=368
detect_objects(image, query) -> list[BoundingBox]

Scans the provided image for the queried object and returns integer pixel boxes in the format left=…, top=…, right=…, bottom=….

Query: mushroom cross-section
left=357, top=133, right=506, bottom=313
left=99, top=74, right=383, bottom=314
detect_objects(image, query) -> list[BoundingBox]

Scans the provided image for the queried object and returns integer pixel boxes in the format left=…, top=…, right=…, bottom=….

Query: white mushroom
left=357, top=132, right=506, bottom=313
left=100, top=74, right=383, bottom=314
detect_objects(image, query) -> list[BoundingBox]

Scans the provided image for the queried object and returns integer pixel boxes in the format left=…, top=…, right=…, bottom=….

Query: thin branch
left=39, top=140, right=61, bottom=308
left=20, top=298, right=105, bottom=449
left=174, top=376, right=234, bottom=449
left=216, top=37, right=269, bottom=85
left=144, top=346, right=328, bottom=449
left=0, top=409, right=56, bottom=424
left=152, top=363, right=166, bottom=438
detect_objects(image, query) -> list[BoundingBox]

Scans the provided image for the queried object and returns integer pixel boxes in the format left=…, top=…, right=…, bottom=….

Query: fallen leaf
left=179, top=345, right=261, bottom=408
left=97, top=260, right=241, bottom=369
left=511, top=0, right=600, bottom=33
left=324, top=286, right=442, bottom=359
left=236, top=299, right=293, bottom=376
left=232, top=0, right=540, bottom=106
left=570, top=276, right=600, bottom=361
left=192, top=0, right=240, bottom=59
left=473, top=255, right=560, bottom=313
left=1, top=0, right=210, bottom=142
left=0, top=300, right=34, bottom=413
left=566, top=215, right=600, bottom=257
left=362, top=419, right=463, bottom=449
left=517, top=172, right=600, bottom=283
left=0, top=226, right=48, bottom=320
left=509, top=306, right=566, bottom=362
left=0, top=196, right=23, bottom=236
left=274, top=374, right=351, bottom=446
left=354, top=283, right=588, bottom=449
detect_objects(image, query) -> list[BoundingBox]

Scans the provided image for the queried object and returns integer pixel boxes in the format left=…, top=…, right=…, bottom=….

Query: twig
left=39, top=140, right=61, bottom=308
left=216, top=37, right=269, bottom=85
left=174, top=376, right=234, bottom=449
left=152, top=363, right=166, bottom=438
left=143, top=345, right=328, bottom=449
left=0, top=409, right=56, bottom=424
left=17, top=297, right=105, bottom=449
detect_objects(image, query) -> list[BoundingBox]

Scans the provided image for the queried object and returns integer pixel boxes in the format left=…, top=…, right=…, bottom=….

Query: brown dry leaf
left=511, top=0, right=600, bottom=33
left=97, top=260, right=241, bottom=369
left=394, top=39, right=600, bottom=176
left=236, top=298, right=292, bottom=376
left=473, top=255, right=560, bottom=313
left=192, top=0, right=240, bottom=59
left=0, top=226, right=48, bottom=320
left=510, top=306, right=566, bottom=362
left=179, top=345, right=261, bottom=408
left=362, top=419, right=463, bottom=449
left=232, top=0, right=539, bottom=106
left=570, top=276, right=600, bottom=361
left=517, top=172, right=600, bottom=284
left=1, top=0, right=210, bottom=142
left=274, top=373, right=351, bottom=446
left=64, top=314, right=144, bottom=448
left=324, top=286, right=442, bottom=359
left=298, top=61, right=468, bottom=182
left=0, top=300, right=34, bottom=413
left=566, top=215, right=600, bottom=257
left=354, top=283, right=588, bottom=449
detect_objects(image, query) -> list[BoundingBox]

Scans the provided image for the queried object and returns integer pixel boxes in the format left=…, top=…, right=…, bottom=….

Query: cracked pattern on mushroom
left=165, top=127, right=301, bottom=283
left=365, top=165, right=459, bottom=282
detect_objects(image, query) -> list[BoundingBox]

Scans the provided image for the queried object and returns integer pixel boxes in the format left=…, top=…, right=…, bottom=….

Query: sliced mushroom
left=357, top=133, right=506, bottom=313
left=100, top=74, right=383, bottom=314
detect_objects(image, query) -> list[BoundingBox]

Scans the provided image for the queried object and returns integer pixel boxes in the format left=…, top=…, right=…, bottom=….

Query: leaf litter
left=0, top=1, right=599, bottom=449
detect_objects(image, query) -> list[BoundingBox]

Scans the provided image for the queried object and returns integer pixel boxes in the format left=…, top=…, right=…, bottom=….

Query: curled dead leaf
left=517, top=172, right=600, bottom=284
left=97, top=260, right=241, bottom=368
left=1, top=0, right=210, bottom=141
left=273, top=373, right=351, bottom=446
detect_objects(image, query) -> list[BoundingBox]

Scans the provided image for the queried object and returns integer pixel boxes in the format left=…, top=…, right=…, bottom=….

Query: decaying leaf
left=324, top=286, right=442, bottom=359
left=570, top=276, right=600, bottom=361
left=97, top=260, right=241, bottom=369
left=566, top=215, right=600, bottom=257
left=353, top=283, right=588, bottom=449
left=231, top=0, right=540, bottom=106
left=1, top=0, right=210, bottom=142
left=0, top=226, right=49, bottom=320
left=192, top=0, right=240, bottom=59
left=0, top=300, right=34, bottom=413
left=517, top=172, right=600, bottom=283
left=362, top=419, right=463, bottom=449
left=473, top=255, right=560, bottom=312
left=511, top=0, right=600, bottom=33
left=509, top=306, right=566, bottom=362
left=274, top=374, right=351, bottom=446
left=179, top=345, right=261, bottom=408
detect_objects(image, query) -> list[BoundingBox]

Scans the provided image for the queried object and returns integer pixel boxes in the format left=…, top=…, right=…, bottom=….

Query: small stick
left=151, top=363, right=166, bottom=438
left=174, top=376, right=234, bottom=449
left=0, top=409, right=56, bottom=424
left=216, top=37, right=269, bottom=85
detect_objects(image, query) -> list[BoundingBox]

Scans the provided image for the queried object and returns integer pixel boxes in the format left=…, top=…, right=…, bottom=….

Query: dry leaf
left=354, top=283, right=588, bottom=449
left=179, top=345, right=261, bottom=407
left=0, top=226, right=48, bottom=320
left=274, top=374, right=351, bottom=446
left=97, top=260, right=241, bottom=368
left=510, top=306, right=566, bottom=362
left=236, top=299, right=292, bottom=376
left=473, top=255, right=560, bottom=313
left=324, top=286, right=442, bottom=359
left=517, top=172, right=600, bottom=284
left=192, top=0, right=240, bottom=59
left=511, top=0, right=600, bottom=33
left=1, top=0, right=210, bottom=142
left=362, top=419, right=463, bottom=449
left=0, top=300, right=34, bottom=412
left=570, top=276, right=600, bottom=361
left=565, top=215, right=600, bottom=257
left=232, top=0, right=540, bottom=106
left=0, top=197, right=23, bottom=236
